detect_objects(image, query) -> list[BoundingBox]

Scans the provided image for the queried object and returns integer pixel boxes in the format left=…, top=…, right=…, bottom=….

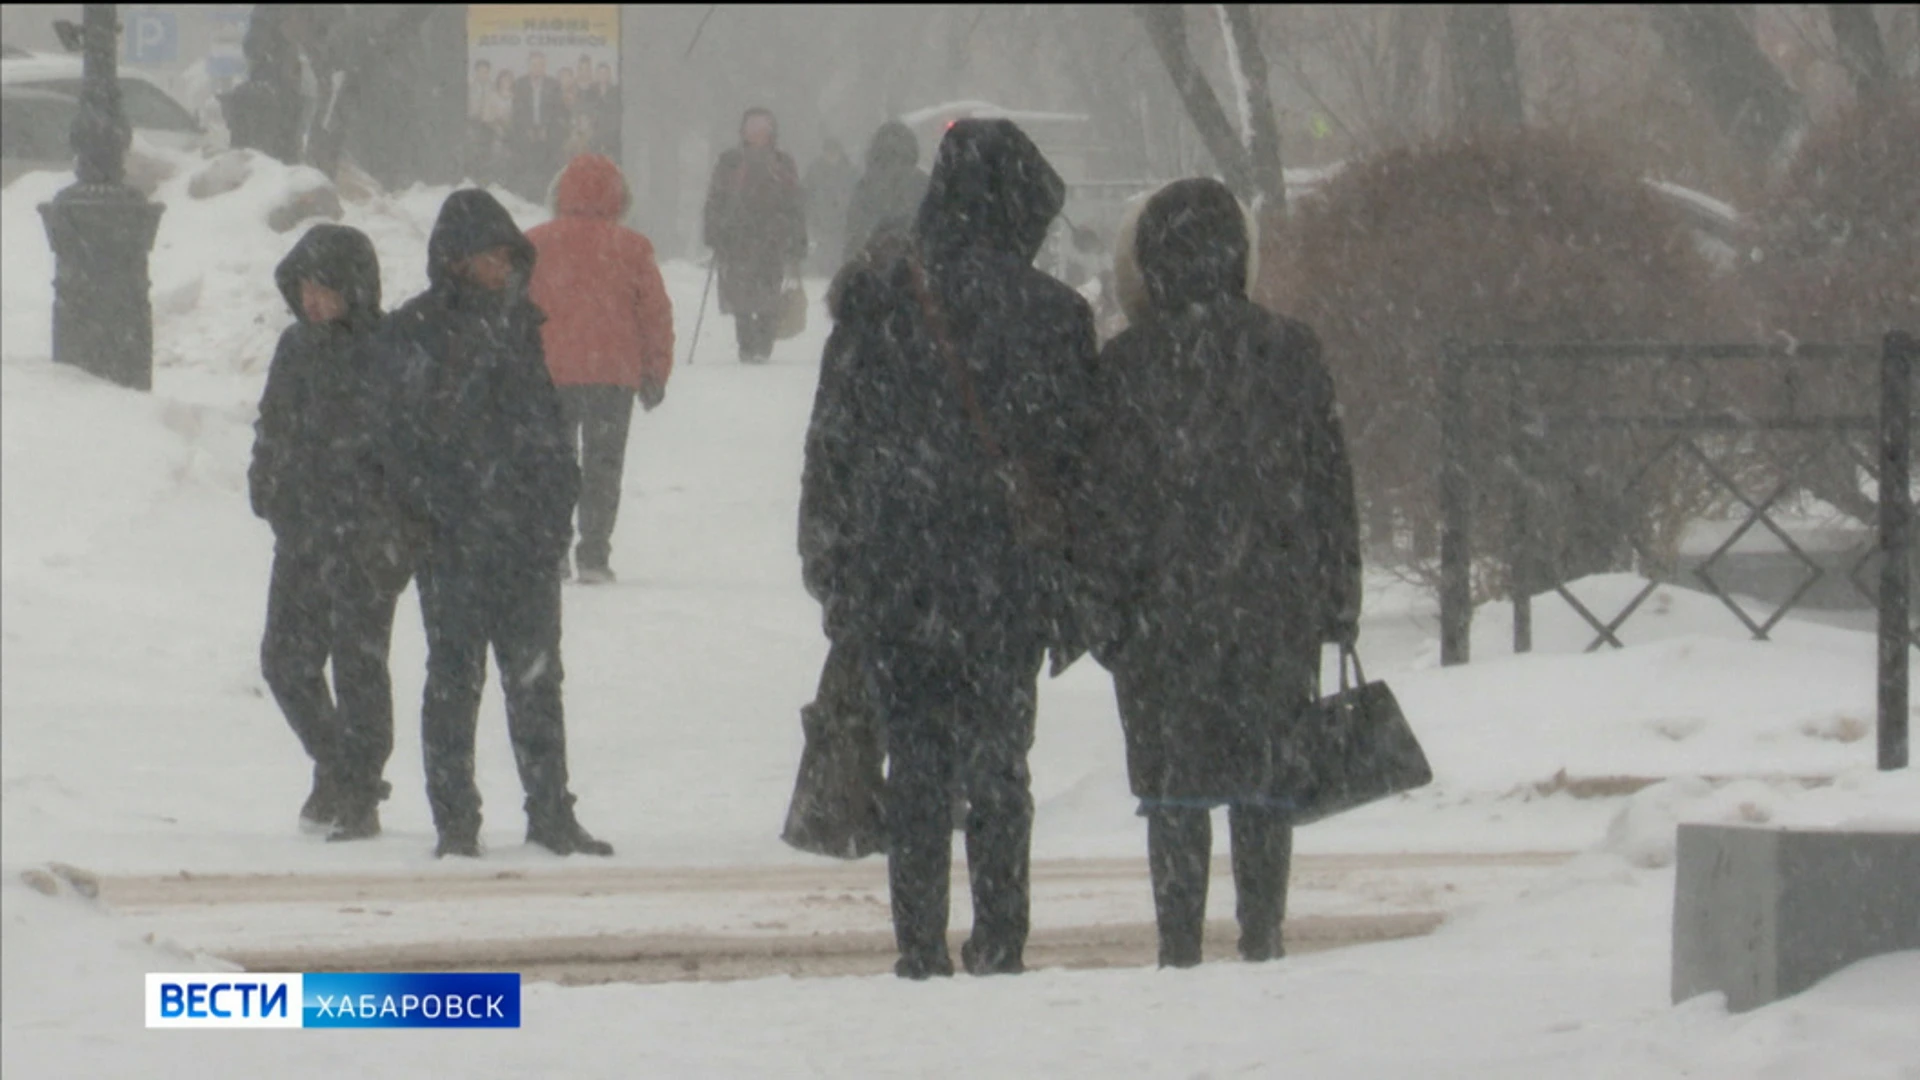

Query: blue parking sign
left=124, top=10, right=179, bottom=65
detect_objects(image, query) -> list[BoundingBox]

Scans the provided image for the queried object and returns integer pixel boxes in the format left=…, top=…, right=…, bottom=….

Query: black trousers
left=870, top=634, right=1044, bottom=977
left=261, top=544, right=410, bottom=803
left=556, top=385, right=635, bottom=572
left=416, top=557, right=573, bottom=837
left=1145, top=803, right=1293, bottom=967
left=734, top=311, right=776, bottom=361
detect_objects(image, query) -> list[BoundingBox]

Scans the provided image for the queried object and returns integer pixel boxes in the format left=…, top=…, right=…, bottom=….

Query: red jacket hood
left=554, top=154, right=629, bottom=219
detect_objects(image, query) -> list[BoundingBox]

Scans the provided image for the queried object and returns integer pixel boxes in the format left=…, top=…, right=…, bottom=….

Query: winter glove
left=638, top=376, right=666, bottom=412
left=1326, top=615, right=1360, bottom=649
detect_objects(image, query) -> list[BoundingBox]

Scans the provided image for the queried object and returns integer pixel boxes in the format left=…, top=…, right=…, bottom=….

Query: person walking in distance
left=378, top=189, right=613, bottom=859
left=251, top=224, right=417, bottom=841
left=702, top=107, right=807, bottom=364
left=1079, top=178, right=1362, bottom=967
left=527, top=153, right=675, bottom=585
left=841, top=119, right=929, bottom=270
left=801, top=120, right=1099, bottom=978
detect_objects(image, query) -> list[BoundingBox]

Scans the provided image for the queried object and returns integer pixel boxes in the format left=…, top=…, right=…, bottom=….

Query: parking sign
left=124, top=10, right=179, bottom=66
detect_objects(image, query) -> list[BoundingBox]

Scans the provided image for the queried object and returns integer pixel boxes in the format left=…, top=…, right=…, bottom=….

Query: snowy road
left=86, top=851, right=1565, bottom=984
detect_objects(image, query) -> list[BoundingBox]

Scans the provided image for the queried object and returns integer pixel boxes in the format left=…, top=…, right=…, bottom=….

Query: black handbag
left=780, top=643, right=888, bottom=859
left=1271, top=646, right=1432, bottom=825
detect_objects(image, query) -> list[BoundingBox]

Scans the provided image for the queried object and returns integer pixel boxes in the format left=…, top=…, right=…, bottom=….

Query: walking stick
left=686, top=258, right=716, bottom=367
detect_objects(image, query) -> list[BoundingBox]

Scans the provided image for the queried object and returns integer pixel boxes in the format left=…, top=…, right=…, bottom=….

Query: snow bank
left=1, top=149, right=549, bottom=381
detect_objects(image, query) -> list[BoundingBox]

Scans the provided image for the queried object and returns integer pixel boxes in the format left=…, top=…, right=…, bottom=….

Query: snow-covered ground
left=3, top=152, right=1915, bottom=1077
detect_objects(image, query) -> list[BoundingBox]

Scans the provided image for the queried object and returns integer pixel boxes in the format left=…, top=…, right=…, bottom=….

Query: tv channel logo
left=146, top=973, right=521, bottom=1029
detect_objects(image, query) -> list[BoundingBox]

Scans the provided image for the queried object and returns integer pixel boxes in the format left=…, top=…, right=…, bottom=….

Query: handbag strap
left=905, top=253, right=1006, bottom=462
left=1339, top=644, right=1367, bottom=693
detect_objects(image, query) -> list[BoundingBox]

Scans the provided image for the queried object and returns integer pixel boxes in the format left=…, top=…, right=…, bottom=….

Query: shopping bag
left=1270, top=646, right=1431, bottom=825
left=775, top=279, right=808, bottom=341
left=780, top=646, right=887, bottom=859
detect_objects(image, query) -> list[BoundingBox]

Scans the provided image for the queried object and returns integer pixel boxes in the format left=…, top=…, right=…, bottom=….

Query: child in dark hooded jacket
left=250, top=223, right=415, bottom=842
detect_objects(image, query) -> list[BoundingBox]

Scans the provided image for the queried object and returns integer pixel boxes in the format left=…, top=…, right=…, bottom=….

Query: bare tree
left=1828, top=4, right=1893, bottom=99
left=1137, top=4, right=1284, bottom=209
left=1643, top=4, right=1805, bottom=175
left=1219, top=5, right=1287, bottom=210
left=1448, top=4, right=1525, bottom=129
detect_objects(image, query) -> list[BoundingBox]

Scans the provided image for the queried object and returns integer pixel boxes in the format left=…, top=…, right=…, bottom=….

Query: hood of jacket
left=551, top=153, right=630, bottom=220
left=1113, top=177, right=1259, bottom=326
left=426, top=188, right=537, bottom=292
left=914, top=118, right=1064, bottom=266
left=865, top=119, right=919, bottom=172
left=275, top=222, right=382, bottom=328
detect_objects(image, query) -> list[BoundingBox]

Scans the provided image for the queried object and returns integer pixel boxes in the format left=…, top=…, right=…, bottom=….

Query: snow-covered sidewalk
left=4, top=151, right=1915, bottom=1077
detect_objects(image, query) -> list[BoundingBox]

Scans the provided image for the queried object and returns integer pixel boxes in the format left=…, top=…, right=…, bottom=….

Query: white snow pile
left=1, top=147, right=548, bottom=378
left=1600, top=768, right=1920, bottom=868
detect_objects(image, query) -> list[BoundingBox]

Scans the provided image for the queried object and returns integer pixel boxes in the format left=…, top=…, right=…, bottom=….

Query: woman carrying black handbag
left=1078, top=178, right=1363, bottom=969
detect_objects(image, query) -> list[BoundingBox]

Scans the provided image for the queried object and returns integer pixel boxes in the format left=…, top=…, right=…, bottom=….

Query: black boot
left=327, top=780, right=391, bottom=843
left=960, top=938, right=1025, bottom=976
left=328, top=804, right=381, bottom=842
left=1230, top=804, right=1293, bottom=962
left=1148, top=806, right=1211, bottom=969
left=299, top=765, right=342, bottom=832
left=894, top=951, right=955, bottom=980
left=435, top=829, right=482, bottom=858
left=527, top=795, right=613, bottom=856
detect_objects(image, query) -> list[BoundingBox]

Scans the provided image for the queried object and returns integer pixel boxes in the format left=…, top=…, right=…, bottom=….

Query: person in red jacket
left=528, top=153, right=675, bottom=584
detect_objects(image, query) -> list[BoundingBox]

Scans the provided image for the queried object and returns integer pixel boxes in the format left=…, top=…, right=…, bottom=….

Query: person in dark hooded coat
left=1079, top=177, right=1362, bottom=968
left=224, top=4, right=306, bottom=164
left=840, top=119, right=929, bottom=270
left=378, top=189, right=612, bottom=859
left=799, top=119, right=1099, bottom=979
left=702, top=107, right=808, bottom=363
left=251, top=223, right=416, bottom=840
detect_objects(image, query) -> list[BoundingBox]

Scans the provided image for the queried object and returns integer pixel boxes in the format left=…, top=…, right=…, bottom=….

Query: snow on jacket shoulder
left=527, top=154, right=675, bottom=389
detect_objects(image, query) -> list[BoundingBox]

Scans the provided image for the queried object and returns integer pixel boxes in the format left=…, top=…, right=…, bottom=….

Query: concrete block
left=1673, top=823, right=1920, bottom=1012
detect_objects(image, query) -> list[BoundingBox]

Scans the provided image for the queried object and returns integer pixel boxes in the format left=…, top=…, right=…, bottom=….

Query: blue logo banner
left=302, top=973, right=521, bottom=1029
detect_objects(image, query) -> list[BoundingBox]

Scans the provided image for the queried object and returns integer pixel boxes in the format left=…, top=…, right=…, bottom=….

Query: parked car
left=1, top=51, right=208, bottom=186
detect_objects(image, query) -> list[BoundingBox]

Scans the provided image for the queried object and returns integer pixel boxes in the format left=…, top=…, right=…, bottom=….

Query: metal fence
left=1437, top=331, right=1915, bottom=770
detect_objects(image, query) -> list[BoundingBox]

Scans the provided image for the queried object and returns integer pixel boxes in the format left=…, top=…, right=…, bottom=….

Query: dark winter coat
left=799, top=119, right=1098, bottom=656
left=842, top=120, right=930, bottom=268
left=702, top=114, right=808, bottom=317
left=378, top=189, right=580, bottom=572
left=1080, top=178, right=1361, bottom=804
left=249, top=224, right=418, bottom=566
left=226, top=5, right=305, bottom=163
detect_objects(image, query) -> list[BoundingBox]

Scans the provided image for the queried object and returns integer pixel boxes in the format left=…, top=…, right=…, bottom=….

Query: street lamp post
left=37, top=4, right=165, bottom=392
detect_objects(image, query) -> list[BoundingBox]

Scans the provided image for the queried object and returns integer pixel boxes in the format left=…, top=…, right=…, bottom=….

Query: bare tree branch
left=1222, top=3, right=1286, bottom=210
left=1828, top=4, right=1892, bottom=100
left=1138, top=4, right=1257, bottom=201
left=1643, top=4, right=1805, bottom=174
left=682, top=4, right=717, bottom=60
left=1448, top=5, right=1526, bottom=130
